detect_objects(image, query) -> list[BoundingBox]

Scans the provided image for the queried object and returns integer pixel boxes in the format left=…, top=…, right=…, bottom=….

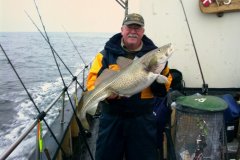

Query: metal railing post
left=0, top=65, right=86, bottom=159
left=75, top=78, right=78, bottom=106
left=125, top=0, right=128, bottom=16
left=61, top=91, right=66, bottom=124
left=83, top=66, right=88, bottom=90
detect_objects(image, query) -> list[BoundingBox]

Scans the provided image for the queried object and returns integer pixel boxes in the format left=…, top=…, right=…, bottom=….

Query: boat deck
left=76, top=89, right=240, bottom=160
left=28, top=88, right=240, bottom=160
left=73, top=117, right=99, bottom=160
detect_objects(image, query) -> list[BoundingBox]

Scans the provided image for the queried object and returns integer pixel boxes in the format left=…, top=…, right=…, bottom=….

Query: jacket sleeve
left=150, top=62, right=172, bottom=97
left=86, top=52, right=105, bottom=91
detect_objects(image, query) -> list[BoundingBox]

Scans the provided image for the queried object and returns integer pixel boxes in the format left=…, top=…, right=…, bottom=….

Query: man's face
left=121, top=24, right=144, bottom=50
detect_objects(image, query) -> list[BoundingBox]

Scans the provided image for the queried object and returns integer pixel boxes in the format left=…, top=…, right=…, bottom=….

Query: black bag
left=170, top=69, right=184, bottom=93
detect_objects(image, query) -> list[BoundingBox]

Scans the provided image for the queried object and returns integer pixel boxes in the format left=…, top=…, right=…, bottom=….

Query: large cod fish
left=78, top=43, right=174, bottom=129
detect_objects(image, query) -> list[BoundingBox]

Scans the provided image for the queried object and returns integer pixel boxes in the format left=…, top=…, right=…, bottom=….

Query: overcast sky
left=0, top=0, right=140, bottom=32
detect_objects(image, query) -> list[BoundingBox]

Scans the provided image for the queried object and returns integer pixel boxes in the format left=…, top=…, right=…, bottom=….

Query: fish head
left=154, top=43, right=174, bottom=64
left=146, top=43, right=174, bottom=73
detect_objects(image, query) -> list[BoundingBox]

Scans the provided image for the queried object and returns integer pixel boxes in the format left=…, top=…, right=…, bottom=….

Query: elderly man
left=87, top=13, right=172, bottom=160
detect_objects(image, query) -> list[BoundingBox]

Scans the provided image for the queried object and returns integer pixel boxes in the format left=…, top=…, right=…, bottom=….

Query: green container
left=176, top=95, right=228, bottom=112
left=174, top=95, right=228, bottom=160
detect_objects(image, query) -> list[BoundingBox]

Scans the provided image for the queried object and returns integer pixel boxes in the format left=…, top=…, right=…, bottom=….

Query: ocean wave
left=0, top=32, right=109, bottom=159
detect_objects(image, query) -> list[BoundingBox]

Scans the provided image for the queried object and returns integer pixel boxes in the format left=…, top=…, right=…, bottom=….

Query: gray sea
left=0, top=32, right=113, bottom=159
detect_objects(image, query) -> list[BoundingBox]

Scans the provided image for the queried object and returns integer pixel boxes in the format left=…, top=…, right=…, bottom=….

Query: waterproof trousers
left=95, top=112, right=158, bottom=160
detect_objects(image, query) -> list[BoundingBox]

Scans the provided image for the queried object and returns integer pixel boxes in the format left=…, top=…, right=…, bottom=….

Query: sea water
left=0, top=32, right=113, bottom=159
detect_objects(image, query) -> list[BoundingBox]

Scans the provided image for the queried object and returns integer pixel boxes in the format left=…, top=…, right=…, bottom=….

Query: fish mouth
left=156, top=44, right=174, bottom=64
left=166, top=44, right=174, bottom=57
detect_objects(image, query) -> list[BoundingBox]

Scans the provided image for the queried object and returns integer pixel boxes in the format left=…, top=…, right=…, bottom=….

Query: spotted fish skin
left=78, top=43, right=174, bottom=129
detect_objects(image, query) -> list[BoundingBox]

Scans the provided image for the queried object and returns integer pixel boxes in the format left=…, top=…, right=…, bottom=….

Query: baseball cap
left=122, top=13, right=144, bottom=26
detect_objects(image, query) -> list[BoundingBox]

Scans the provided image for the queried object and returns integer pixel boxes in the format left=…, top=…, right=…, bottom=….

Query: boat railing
left=0, top=62, right=92, bottom=160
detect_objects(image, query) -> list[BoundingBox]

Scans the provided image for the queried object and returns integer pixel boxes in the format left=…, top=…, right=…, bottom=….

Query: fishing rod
left=32, top=0, right=94, bottom=159
left=24, top=11, right=85, bottom=92
left=0, top=69, right=83, bottom=160
left=62, top=25, right=88, bottom=67
left=179, top=0, right=208, bottom=95
left=0, top=44, right=66, bottom=159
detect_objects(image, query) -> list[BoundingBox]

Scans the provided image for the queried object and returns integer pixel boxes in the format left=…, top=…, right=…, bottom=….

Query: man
left=86, top=13, right=172, bottom=160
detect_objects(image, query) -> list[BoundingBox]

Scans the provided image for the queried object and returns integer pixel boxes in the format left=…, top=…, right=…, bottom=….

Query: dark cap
left=122, top=13, right=144, bottom=26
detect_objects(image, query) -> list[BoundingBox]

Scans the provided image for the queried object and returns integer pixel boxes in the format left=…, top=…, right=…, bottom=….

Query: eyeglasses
left=124, top=25, right=144, bottom=32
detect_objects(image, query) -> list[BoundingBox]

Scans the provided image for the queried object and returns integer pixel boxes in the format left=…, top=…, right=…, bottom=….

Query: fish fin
left=86, top=90, right=112, bottom=115
left=116, top=56, right=133, bottom=69
left=95, top=69, right=118, bottom=86
left=133, top=56, right=139, bottom=60
left=87, top=105, right=98, bottom=116
left=156, top=75, right=169, bottom=83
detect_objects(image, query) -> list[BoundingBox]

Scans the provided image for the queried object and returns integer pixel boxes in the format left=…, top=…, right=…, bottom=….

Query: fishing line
left=33, top=0, right=66, bottom=89
left=0, top=44, right=66, bottom=158
left=24, top=11, right=85, bottom=92
left=32, top=1, right=94, bottom=159
left=179, top=0, right=208, bottom=94
left=62, top=25, right=88, bottom=67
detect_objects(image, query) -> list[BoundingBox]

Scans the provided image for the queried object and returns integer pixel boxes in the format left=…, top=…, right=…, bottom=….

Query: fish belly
left=111, top=68, right=158, bottom=96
